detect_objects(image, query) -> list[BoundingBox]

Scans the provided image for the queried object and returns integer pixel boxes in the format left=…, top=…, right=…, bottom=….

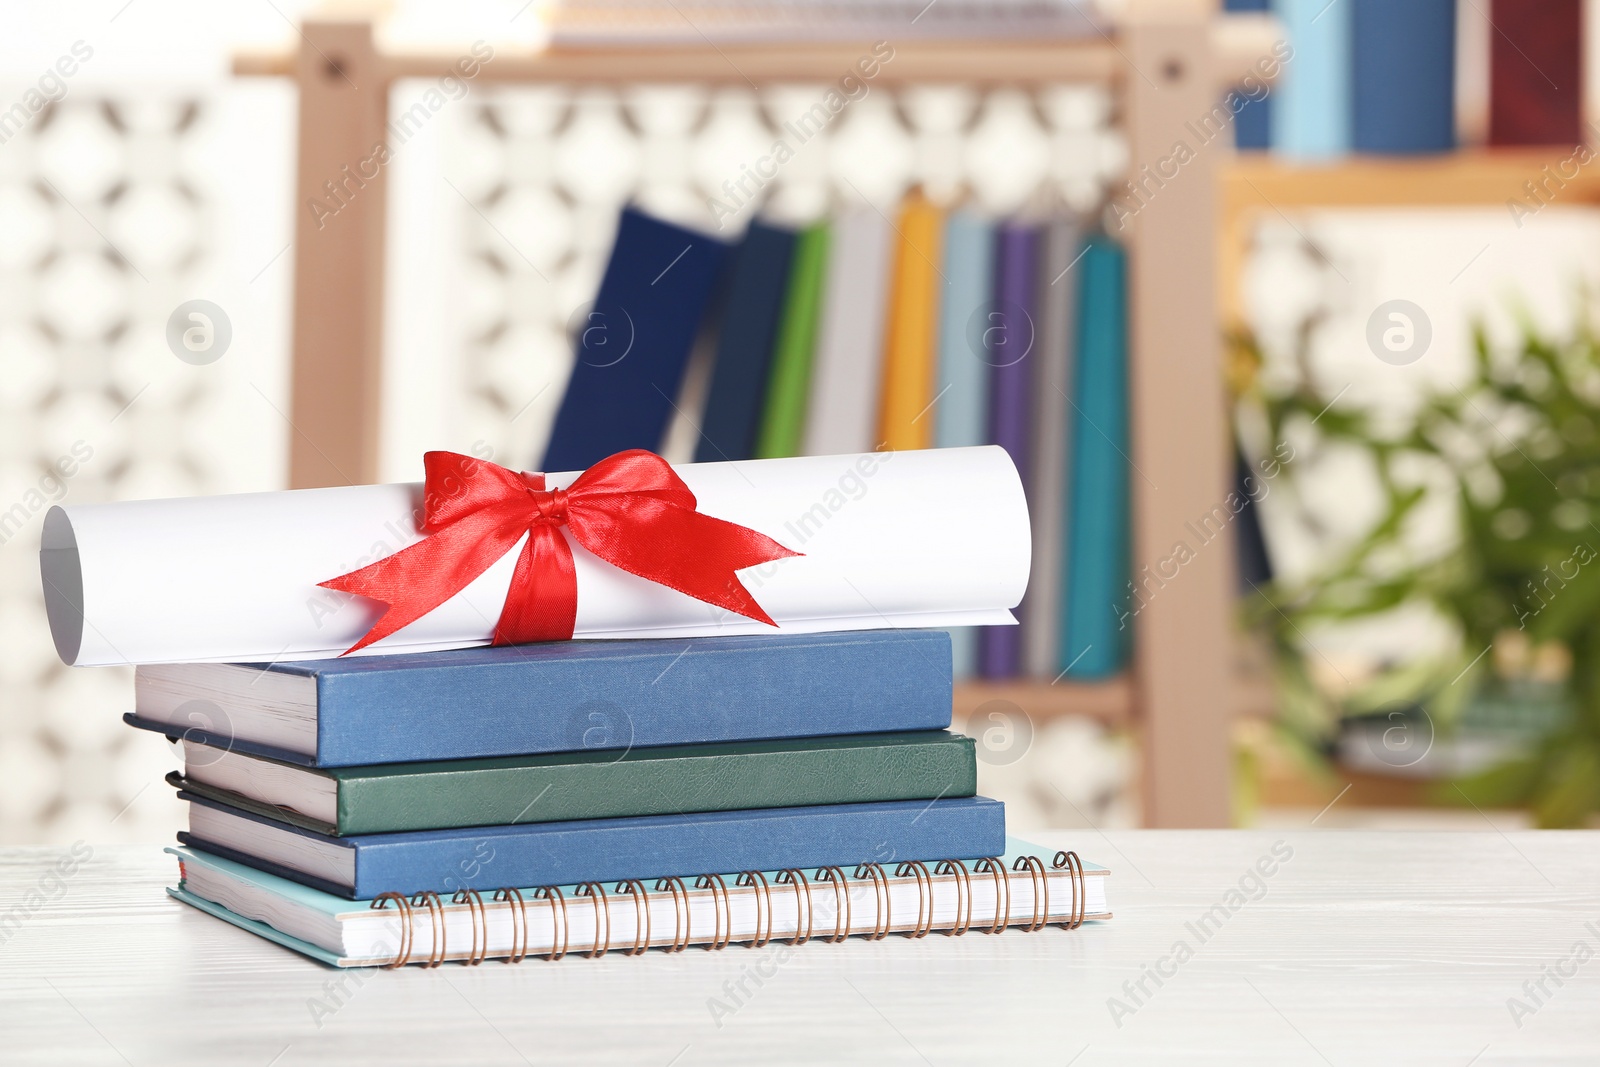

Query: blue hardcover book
left=1060, top=237, right=1128, bottom=679
left=1227, top=0, right=1271, bottom=150
left=1351, top=0, right=1455, bottom=154
left=694, top=220, right=798, bottom=463
left=542, top=206, right=730, bottom=470
left=936, top=210, right=996, bottom=680
left=1271, top=0, right=1351, bottom=160
left=127, top=630, right=953, bottom=767
left=178, top=793, right=1008, bottom=899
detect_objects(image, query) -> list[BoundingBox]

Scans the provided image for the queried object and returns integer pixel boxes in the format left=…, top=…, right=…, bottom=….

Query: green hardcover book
left=170, top=731, right=977, bottom=836
left=754, top=221, right=830, bottom=458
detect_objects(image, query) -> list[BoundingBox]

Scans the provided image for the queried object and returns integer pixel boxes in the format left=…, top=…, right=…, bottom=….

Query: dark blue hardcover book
left=1060, top=237, right=1129, bottom=679
left=694, top=220, right=798, bottom=463
left=1351, top=0, right=1455, bottom=154
left=1226, top=0, right=1270, bottom=150
left=127, top=630, right=953, bottom=768
left=179, top=793, right=1008, bottom=899
left=542, top=207, right=730, bottom=470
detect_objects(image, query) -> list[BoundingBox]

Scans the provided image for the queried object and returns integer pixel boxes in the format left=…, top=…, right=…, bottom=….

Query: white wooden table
left=3, top=831, right=1598, bottom=1065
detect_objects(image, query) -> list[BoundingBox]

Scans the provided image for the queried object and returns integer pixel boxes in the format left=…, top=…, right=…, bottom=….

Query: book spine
left=542, top=207, right=731, bottom=470
left=1061, top=237, right=1130, bottom=679
left=1270, top=0, right=1351, bottom=160
left=979, top=223, right=1039, bottom=680
left=1488, top=0, right=1581, bottom=147
left=755, top=222, right=831, bottom=459
left=1023, top=216, right=1082, bottom=679
left=695, top=220, right=798, bottom=462
left=336, top=733, right=978, bottom=834
left=1351, top=0, right=1456, bottom=154
left=877, top=196, right=945, bottom=452
left=346, top=797, right=1007, bottom=900
left=803, top=207, right=894, bottom=456
left=316, top=629, right=954, bottom=766
left=935, top=211, right=997, bottom=680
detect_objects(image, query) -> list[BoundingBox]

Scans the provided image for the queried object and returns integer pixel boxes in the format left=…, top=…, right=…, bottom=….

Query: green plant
left=1234, top=308, right=1600, bottom=827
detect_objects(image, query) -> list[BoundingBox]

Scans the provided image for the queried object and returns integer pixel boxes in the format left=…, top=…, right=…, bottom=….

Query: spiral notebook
left=168, top=842, right=1110, bottom=968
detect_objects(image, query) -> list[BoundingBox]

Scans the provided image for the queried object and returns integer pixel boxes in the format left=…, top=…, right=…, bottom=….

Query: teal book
left=935, top=210, right=996, bottom=679
left=1271, top=0, right=1351, bottom=160
left=167, top=839, right=1112, bottom=966
left=1060, top=236, right=1129, bottom=678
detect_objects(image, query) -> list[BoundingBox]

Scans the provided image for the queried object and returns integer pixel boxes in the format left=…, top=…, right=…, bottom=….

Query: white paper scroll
left=41, top=446, right=1030, bottom=667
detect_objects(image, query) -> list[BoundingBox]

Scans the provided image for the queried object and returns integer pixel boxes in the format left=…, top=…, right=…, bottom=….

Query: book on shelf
left=126, top=630, right=954, bottom=767
left=168, top=841, right=1109, bottom=967
left=878, top=193, right=944, bottom=453
left=694, top=218, right=798, bottom=463
left=755, top=221, right=830, bottom=459
left=1350, top=0, right=1455, bottom=154
left=935, top=209, right=997, bottom=680
left=1024, top=214, right=1082, bottom=679
left=177, top=793, right=1008, bottom=899
left=169, top=731, right=978, bottom=836
left=1270, top=0, right=1351, bottom=160
left=1487, top=0, right=1580, bottom=147
left=541, top=206, right=729, bottom=470
left=803, top=205, right=893, bottom=456
left=979, top=221, right=1039, bottom=679
left=1061, top=235, right=1128, bottom=679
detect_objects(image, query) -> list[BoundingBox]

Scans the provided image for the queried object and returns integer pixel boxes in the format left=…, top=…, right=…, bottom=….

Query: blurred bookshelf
left=237, top=1, right=1280, bottom=827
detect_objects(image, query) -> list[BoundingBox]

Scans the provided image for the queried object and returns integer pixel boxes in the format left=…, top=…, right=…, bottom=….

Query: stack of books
left=139, top=630, right=1110, bottom=966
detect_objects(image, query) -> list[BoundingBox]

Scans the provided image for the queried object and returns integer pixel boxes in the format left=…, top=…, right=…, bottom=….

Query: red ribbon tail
left=492, top=526, right=577, bottom=645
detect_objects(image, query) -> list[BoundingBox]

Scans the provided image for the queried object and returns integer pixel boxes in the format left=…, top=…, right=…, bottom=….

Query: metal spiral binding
left=413, top=891, right=447, bottom=967
left=1052, top=850, right=1087, bottom=929
left=575, top=882, right=611, bottom=959
left=534, top=885, right=569, bottom=961
left=452, top=888, right=489, bottom=965
left=1012, top=856, right=1049, bottom=932
left=695, top=873, right=732, bottom=950
left=655, top=876, right=691, bottom=952
left=736, top=871, right=774, bottom=948
left=363, top=850, right=1093, bottom=967
left=494, top=888, right=529, bottom=963
left=371, top=891, right=414, bottom=969
left=775, top=869, right=813, bottom=945
left=934, top=860, right=973, bottom=936
left=974, top=858, right=1010, bottom=934
left=894, top=861, right=934, bottom=938
left=814, top=866, right=852, bottom=943
left=615, top=880, right=651, bottom=956
left=853, top=864, right=891, bottom=940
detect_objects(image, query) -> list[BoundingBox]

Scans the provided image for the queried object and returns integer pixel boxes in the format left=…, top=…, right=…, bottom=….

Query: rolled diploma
left=41, top=446, right=1029, bottom=667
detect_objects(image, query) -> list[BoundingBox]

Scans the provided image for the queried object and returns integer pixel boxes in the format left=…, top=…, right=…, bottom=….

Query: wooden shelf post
left=287, top=19, right=392, bottom=488
left=1122, top=3, right=1236, bottom=827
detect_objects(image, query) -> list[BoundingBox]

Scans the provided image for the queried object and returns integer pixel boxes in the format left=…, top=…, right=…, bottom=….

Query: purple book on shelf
left=979, top=223, right=1039, bottom=679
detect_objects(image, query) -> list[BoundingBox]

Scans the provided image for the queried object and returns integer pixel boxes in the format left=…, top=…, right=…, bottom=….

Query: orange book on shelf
left=876, top=194, right=945, bottom=452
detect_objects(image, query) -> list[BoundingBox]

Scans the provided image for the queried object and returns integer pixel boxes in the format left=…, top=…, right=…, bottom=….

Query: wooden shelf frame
left=239, top=0, right=1280, bottom=827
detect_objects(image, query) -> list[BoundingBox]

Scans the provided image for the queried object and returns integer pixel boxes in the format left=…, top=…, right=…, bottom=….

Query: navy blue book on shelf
left=127, top=630, right=954, bottom=767
left=542, top=206, right=730, bottom=471
left=178, top=793, right=1008, bottom=899
left=1225, top=0, right=1270, bottom=150
left=1351, top=0, right=1455, bottom=154
left=694, top=219, right=798, bottom=463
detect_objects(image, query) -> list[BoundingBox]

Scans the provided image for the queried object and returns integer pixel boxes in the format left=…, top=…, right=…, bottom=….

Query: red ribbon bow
left=321, top=449, right=801, bottom=655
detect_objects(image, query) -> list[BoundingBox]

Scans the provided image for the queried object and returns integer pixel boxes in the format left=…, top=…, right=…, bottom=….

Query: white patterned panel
left=0, top=94, right=291, bottom=845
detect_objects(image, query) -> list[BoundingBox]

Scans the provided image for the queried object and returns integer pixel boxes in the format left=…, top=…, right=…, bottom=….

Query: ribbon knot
left=528, top=486, right=569, bottom=525
left=320, top=449, right=801, bottom=655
